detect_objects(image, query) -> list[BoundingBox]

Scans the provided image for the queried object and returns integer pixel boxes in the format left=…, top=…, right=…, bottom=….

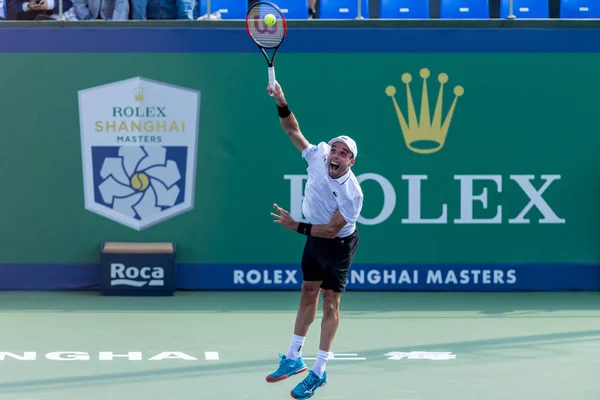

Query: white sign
left=78, top=77, right=200, bottom=230
left=0, top=351, right=218, bottom=361
left=233, top=269, right=298, bottom=285
left=285, top=173, right=565, bottom=225
left=110, top=263, right=165, bottom=287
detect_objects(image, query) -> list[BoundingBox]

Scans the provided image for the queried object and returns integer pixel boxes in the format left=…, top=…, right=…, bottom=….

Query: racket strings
left=247, top=5, right=284, bottom=48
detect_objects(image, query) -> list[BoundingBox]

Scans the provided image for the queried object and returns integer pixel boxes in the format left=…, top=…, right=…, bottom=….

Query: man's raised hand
left=267, top=81, right=286, bottom=106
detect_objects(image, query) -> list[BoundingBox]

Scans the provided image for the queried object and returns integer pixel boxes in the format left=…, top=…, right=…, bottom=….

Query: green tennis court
left=1, top=291, right=599, bottom=400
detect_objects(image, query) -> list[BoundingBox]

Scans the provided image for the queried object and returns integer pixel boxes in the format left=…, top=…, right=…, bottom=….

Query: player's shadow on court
left=0, top=291, right=598, bottom=316
left=0, top=328, right=599, bottom=394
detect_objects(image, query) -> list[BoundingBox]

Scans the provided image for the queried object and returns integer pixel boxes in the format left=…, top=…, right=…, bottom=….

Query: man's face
left=327, top=141, right=355, bottom=179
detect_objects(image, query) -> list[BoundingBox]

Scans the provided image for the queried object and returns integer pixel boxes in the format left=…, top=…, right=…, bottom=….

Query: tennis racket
left=246, top=1, right=287, bottom=95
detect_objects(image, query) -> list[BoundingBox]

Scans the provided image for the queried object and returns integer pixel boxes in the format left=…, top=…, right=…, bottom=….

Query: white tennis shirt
left=301, top=142, right=364, bottom=238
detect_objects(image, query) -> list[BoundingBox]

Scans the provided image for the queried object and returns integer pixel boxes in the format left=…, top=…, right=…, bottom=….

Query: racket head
left=246, top=1, right=287, bottom=50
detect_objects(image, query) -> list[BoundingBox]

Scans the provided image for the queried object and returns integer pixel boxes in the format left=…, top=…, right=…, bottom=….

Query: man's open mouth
left=330, top=161, right=339, bottom=171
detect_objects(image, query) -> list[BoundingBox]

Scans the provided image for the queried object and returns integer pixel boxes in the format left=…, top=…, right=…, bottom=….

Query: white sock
left=286, top=334, right=306, bottom=360
left=311, top=349, right=329, bottom=377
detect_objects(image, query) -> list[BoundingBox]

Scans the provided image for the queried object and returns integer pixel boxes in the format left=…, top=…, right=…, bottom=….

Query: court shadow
left=0, top=328, right=599, bottom=394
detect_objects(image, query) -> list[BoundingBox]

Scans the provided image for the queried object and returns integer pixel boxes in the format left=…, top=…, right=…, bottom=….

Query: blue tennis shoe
left=290, top=370, right=328, bottom=399
left=266, top=353, right=308, bottom=383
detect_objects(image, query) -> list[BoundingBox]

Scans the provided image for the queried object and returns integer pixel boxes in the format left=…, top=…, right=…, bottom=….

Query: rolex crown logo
left=133, top=87, right=146, bottom=102
left=386, top=68, right=464, bottom=154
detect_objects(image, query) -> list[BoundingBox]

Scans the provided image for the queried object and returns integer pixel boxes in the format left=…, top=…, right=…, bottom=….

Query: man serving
left=267, top=81, right=364, bottom=399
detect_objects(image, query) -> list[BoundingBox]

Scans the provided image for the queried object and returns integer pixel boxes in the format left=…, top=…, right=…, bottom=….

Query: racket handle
left=268, top=66, right=276, bottom=97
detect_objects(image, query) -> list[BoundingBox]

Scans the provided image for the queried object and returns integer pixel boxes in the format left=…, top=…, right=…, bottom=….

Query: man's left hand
left=271, top=203, right=298, bottom=231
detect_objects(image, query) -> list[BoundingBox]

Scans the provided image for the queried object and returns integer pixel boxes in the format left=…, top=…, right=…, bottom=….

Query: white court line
left=304, top=353, right=366, bottom=361
left=205, top=351, right=220, bottom=360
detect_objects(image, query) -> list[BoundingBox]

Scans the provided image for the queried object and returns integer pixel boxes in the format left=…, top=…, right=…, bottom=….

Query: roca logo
left=110, top=263, right=165, bottom=287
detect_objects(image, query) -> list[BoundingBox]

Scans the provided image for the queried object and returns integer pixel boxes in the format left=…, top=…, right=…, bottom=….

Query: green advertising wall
left=0, top=23, right=598, bottom=291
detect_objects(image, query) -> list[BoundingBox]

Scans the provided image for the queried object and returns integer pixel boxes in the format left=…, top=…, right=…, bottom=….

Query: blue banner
left=177, top=263, right=600, bottom=291
left=2, top=27, right=600, bottom=53
left=1, top=263, right=597, bottom=291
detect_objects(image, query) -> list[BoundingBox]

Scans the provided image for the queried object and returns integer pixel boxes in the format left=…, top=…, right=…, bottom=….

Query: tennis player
left=266, top=81, right=364, bottom=399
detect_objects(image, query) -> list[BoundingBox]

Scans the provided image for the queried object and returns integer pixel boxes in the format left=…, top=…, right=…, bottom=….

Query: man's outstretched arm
left=267, top=82, right=311, bottom=153
left=271, top=204, right=347, bottom=239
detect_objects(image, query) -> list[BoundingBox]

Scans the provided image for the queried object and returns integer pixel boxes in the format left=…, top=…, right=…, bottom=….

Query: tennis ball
left=264, top=13, right=276, bottom=26
left=131, top=172, right=150, bottom=191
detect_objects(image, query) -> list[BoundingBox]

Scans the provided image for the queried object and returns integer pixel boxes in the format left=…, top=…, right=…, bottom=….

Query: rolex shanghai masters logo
left=78, top=77, right=200, bottom=230
left=386, top=68, right=463, bottom=154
